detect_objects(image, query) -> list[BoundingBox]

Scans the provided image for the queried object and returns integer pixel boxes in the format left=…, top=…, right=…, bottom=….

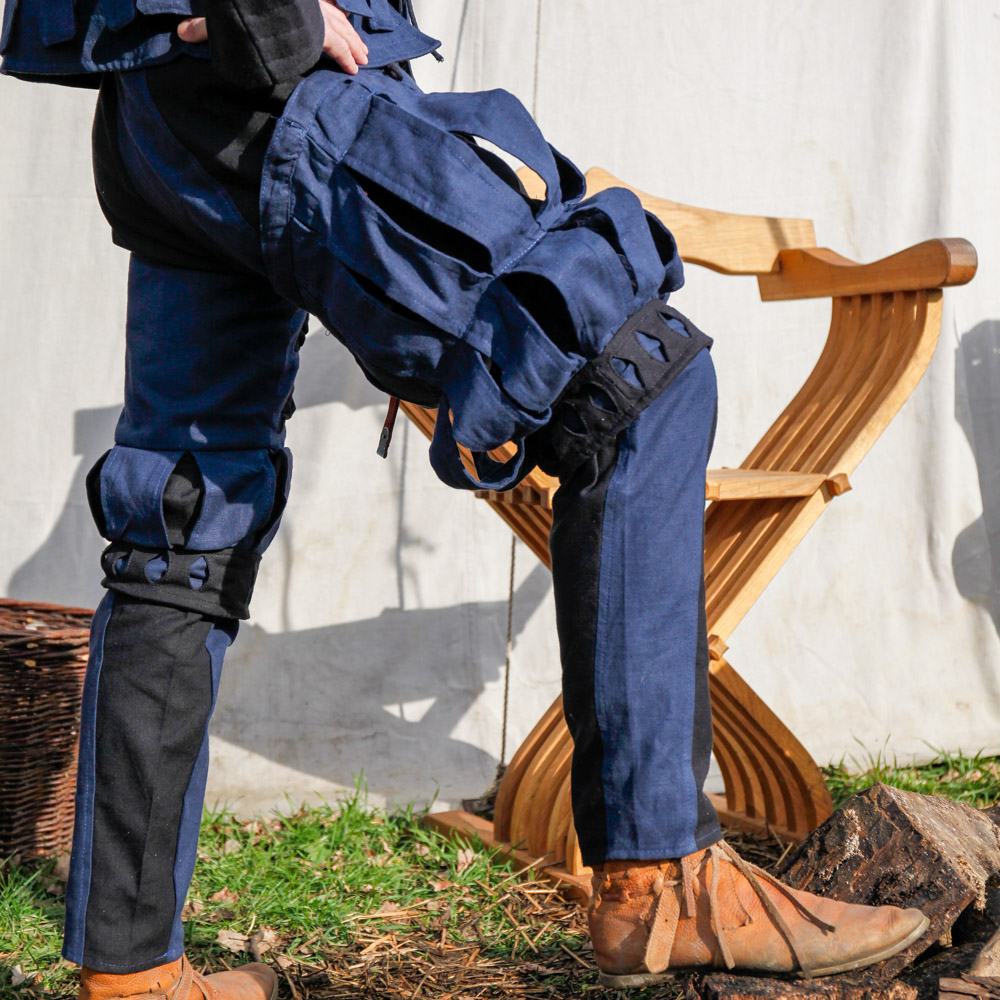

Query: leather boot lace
left=641, top=841, right=836, bottom=976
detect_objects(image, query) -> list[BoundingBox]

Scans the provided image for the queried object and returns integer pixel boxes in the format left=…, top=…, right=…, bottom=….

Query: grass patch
left=1, top=788, right=649, bottom=1000
left=823, top=745, right=1000, bottom=810
left=0, top=859, right=70, bottom=997
left=4, top=758, right=999, bottom=999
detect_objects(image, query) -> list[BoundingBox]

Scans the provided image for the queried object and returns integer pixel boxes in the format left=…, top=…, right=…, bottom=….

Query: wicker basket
left=0, top=598, right=93, bottom=859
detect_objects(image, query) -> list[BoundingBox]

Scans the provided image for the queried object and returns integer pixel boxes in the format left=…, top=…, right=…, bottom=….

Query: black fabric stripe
left=691, top=574, right=720, bottom=844
left=92, top=75, right=232, bottom=273
left=82, top=597, right=215, bottom=969
left=145, top=57, right=292, bottom=230
left=548, top=440, right=619, bottom=865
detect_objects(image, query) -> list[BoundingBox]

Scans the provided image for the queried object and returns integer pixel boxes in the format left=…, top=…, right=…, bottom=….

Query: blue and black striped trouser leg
left=547, top=347, right=722, bottom=865
left=63, top=258, right=306, bottom=973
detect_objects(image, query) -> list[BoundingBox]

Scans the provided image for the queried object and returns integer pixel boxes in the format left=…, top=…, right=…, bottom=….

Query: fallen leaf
left=520, top=962, right=558, bottom=976
left=375, top=901, right=401, bottom=915
left=10, top=966, right=26, bottom=987
left=455, top=848, right=476, bottom=874
left=210, top=888, right=239, bottom=903
left=359, top=884, right=374, bottom=894
left=413, top=844, right=431, bottom=857
left=45, top=881, right=64, bottom=896
left=216, top=929, right=249, bottom=954
left=430, top=879, right=457, bottom=892
left=222, top=839, right=241, bottom=855
left=274, top=954, right=294, bottom=970
left=248, top=927, right=280, bottom=962
left=53, top=853, right=72, bottom=882
left=181, top=899, right=204, bottom=920
left=214, top=908, right=236, bottom=921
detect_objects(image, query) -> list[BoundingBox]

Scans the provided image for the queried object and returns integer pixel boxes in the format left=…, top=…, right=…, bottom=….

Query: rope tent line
left=500, top=531, right=516, bottom=767
left=531, top=0, right=542, bottom=121
left=459, top=533, right=517, bottom=818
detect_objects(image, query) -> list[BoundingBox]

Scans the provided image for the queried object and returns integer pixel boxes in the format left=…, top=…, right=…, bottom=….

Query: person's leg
left=65, top=257, right=304, bottom=995
left=549, top=347, right=720, bottom=865
left=256, top=66, right=931, bottom=983
left=105, top=60, right=930, bottom=982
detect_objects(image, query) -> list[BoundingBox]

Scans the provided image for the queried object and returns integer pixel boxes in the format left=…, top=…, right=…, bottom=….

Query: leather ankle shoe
left=80, top=955, right=277, bottom=1000
left=588, top=840, right=929, bottom=986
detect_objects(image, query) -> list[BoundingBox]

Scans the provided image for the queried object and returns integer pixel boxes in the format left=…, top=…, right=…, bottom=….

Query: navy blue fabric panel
left=0, top=0, right=202, bottom=79
left=102, top=0, right=140, bottom=31
left=0, top=0, right=19, bottom=53
left=94, top=446, right=287, bottom=552
left=114, top=72, right=261, bottom=270
left=98, top=447, right=181, bottom=548
left=116, top=257, right=305, bottom=452
left=88, top=257, right=303, bottom=598
left=260, top=67, right=683, bottom=489
left=38, top=0, right=75, bottom=46
left=185, top=450, right=283, bottom=551
left=136, top=0, right=198, bottom=14
left=63, top=593, right=115, bottom=965
left=592, top=349, right=721, bottom=861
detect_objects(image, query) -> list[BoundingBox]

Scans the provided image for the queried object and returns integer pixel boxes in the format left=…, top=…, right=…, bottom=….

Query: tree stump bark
left=774, top=784, right=1000, bottom=982
left=688, top=785, right=1000, bottom=999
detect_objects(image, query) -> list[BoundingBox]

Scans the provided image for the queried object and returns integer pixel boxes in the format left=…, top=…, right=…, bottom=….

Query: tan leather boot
left=588, top=840, right=929, bottom=986
left=79, top=956, right=277, bottom=1000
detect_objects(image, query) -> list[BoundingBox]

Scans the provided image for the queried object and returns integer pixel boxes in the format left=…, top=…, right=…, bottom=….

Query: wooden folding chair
left=405, top=167, right=976, bottom=898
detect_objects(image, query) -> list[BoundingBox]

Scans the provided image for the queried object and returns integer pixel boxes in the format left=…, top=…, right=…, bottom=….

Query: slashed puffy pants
left=65, top=62, right=722, bottom=972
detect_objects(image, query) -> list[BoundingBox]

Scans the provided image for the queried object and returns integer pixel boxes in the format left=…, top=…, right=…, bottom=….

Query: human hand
left=178, top=0, right=369, bottom=75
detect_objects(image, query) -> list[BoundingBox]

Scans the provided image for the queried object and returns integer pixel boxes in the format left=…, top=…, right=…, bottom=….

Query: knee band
left=86, top=446, right=290, bottom=619
left=533, top=300, right=713, bottom=476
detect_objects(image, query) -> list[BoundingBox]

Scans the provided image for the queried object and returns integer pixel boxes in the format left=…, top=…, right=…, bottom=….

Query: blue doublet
left=0, top=0, right=438, bottom=79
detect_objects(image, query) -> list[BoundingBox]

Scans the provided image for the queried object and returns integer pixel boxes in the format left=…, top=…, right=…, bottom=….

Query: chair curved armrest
left=758, top=238, right=978, bottom=301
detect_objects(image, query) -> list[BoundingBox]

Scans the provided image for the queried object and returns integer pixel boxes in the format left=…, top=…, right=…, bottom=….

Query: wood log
left=969, top=927, right=1000, bottom=978
left=695, top=973, right=917, bottom=999
left=953, top=877, right=1000, bottom=948
left=897, top=942, right=984, bottom=999
left=939, top=975, right=1000, bottom=1000
left=773, top=784, right=1000, bottom=984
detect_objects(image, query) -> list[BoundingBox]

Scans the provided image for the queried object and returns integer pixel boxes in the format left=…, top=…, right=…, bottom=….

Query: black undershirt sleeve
left=205, top=0, right=325, bottom=88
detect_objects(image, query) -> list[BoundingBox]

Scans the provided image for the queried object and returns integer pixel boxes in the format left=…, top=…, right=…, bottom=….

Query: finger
left=177, top=16, right=208, bottom=42
left=322, top=22, right=359, bottom=74
left=321, top=3, right=368, bottom=55
left=339, top=21, right=369, bottom=65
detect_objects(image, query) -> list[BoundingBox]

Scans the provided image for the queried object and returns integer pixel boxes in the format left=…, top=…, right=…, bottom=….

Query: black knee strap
left=535, top=300, right=712, bottom=475
left=100, top=543, right=261, bottom=620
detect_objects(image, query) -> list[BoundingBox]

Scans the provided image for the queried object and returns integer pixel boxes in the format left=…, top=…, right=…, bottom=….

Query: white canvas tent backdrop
left=0, top=0, right=997, bottom=817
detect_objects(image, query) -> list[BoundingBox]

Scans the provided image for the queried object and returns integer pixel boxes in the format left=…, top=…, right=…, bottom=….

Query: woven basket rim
left=0, top=597, right=96, bottom=617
